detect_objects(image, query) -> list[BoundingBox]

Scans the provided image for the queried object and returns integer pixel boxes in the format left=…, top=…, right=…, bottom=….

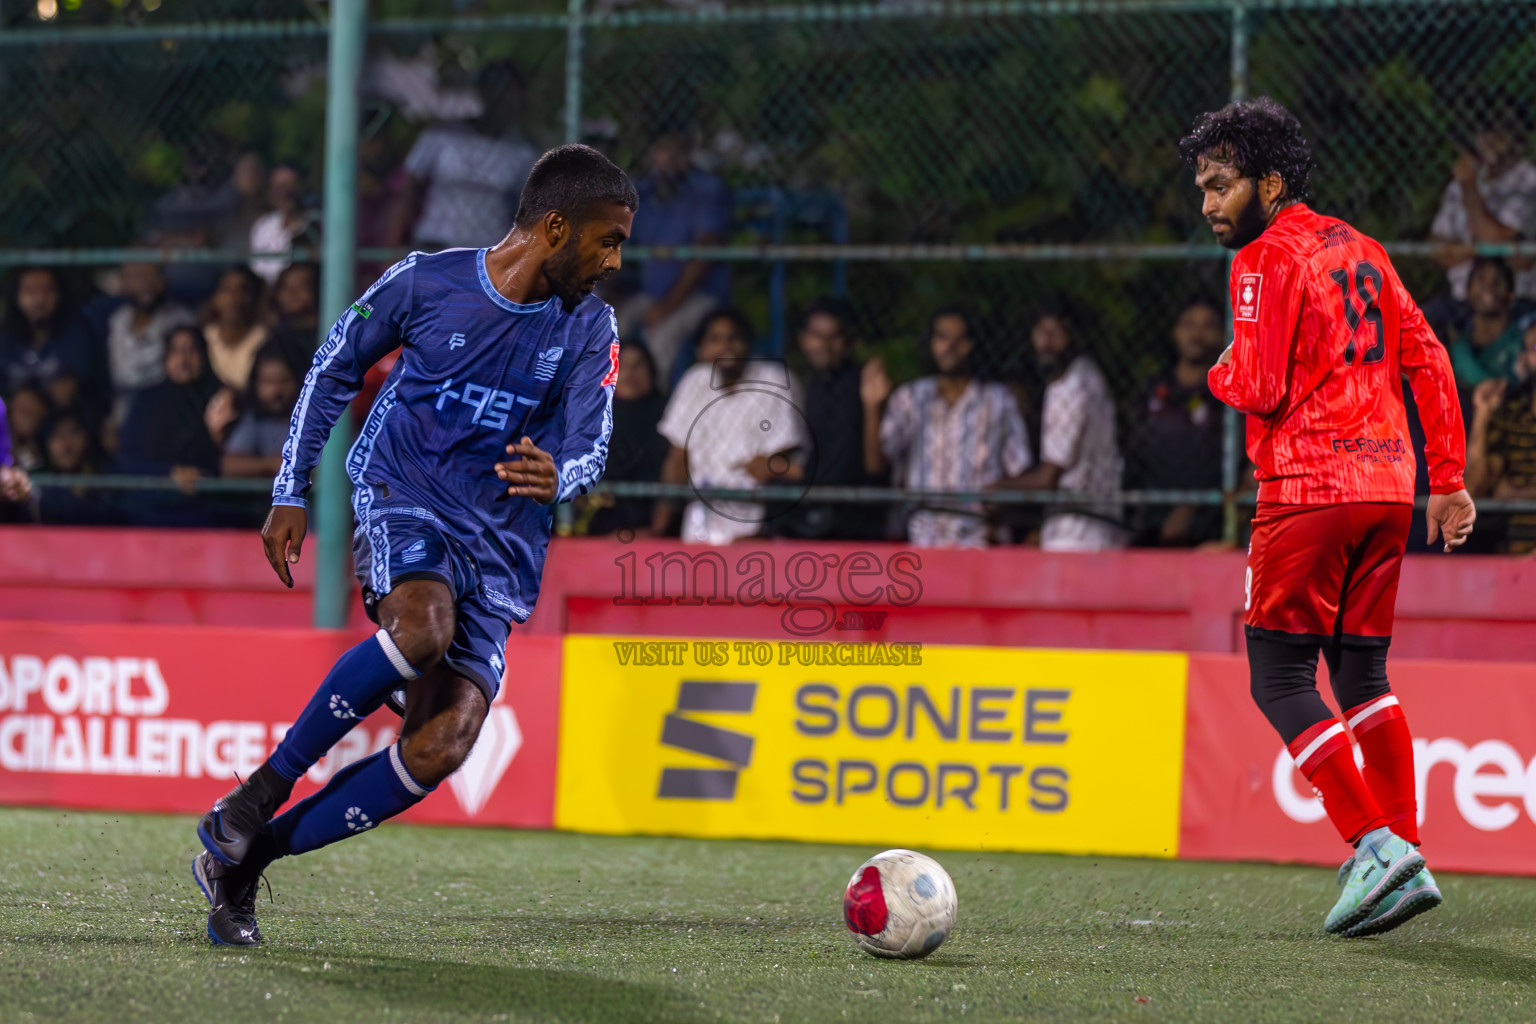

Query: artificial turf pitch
left=2, top=807, right=1534, bottom=1023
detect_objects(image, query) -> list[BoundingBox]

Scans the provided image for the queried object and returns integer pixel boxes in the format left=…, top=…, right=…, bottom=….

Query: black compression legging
left=1246, top=629, right=1393, bottom=745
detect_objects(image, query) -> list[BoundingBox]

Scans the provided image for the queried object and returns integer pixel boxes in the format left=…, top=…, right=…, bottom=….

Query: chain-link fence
left=2, top=0, right=1535, bottom=553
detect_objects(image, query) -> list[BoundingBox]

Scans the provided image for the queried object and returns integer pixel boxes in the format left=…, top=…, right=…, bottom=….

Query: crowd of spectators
left=2, top=67, right=1535, bottom=552
left=0, top=212, right=318, bottom=526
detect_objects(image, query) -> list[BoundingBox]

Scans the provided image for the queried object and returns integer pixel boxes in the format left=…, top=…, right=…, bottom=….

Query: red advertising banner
left=0, top=622, right=560, bottom=829
left=1181, top=653, right=1536, bottom=875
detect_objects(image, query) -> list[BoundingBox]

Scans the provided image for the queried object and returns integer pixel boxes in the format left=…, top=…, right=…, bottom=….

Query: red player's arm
left=1208, top=245, right=1303, bottom=417
left=1394, top=275, right=1467, bottom=495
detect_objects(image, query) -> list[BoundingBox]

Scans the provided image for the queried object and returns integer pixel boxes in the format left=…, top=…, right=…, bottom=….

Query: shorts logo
left=1236, top=274, right=1262, bottom=322
left=657, top=681, right=757, bottom=800
left=400, top=539, right=428, bottom=566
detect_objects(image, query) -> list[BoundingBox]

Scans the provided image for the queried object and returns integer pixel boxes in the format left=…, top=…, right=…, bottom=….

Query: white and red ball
left=842, top=849, right=957, bottom=959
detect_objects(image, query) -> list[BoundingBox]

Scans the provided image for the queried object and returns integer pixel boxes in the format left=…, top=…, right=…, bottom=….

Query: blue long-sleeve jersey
left=274, top=247, right=618, bottom=622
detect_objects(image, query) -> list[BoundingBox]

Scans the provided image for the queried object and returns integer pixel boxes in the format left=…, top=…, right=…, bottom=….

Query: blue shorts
left=352, top=510, right=509, bottom=703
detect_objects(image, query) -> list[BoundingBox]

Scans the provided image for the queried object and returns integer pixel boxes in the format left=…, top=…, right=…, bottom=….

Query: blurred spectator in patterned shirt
left=864, top=306, right=1030, bottom=548
left=390, top=61, right=539, bottom=252
left=995, top=301, right=1128, bottom=551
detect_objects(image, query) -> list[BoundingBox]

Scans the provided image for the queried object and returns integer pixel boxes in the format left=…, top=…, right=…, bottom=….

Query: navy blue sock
left=267, top=629, right=420, bottom=783
left=266, top=743, right=433, bottom=859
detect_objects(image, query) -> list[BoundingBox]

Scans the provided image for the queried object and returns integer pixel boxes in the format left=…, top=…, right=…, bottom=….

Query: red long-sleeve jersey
left=1209, top=204, right=1466, bottom=505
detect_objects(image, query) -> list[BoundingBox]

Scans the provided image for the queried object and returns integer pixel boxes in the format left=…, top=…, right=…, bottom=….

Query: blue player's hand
left=495, top=437, right=558, bottom=505
left=262, top=504, right=308, bottom=588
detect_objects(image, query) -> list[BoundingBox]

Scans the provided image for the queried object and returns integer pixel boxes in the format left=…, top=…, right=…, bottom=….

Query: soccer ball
left=842, top=849, right=957, bottom=959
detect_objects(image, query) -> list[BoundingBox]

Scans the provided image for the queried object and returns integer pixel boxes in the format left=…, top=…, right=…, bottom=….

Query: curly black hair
left=1179, top=96, right=1314, bottom=203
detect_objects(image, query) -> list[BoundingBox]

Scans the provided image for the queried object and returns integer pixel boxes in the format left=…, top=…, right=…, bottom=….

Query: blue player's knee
left=382, top=598, right=455, bottom=672
left=399, top=712, right=481, bottom=787
left=399, top=681, right=486, bottom=787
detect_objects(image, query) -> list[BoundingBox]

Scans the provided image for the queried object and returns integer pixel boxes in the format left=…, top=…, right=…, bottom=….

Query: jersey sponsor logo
left=448, top=332, right=468, bottom=349
left=350, top=301, right=373, bottom=319
left=1314, top=224, right=1358, bottom=250
left=534, top=347, right=564, bottom=382
left=1236, top=274, right=1262, bottom=322
left=600, top=338, right=620, bottom=388
left=1330, top=436, right=1406, bottom=454
left=432, top=377, right=538, bottom=431
left=1331, top=436, right=1407, bottom=466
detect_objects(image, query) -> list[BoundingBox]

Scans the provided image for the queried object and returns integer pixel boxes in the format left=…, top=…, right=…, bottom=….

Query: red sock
left=1289, top=719, right=1389, bottom=844
left=1346, top=695, right=1418, bottom=845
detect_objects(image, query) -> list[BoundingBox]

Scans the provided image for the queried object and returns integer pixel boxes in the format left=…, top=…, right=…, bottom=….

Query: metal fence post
left=313, top=0, right=366, bottom=629
left=565, top=0, right=585, bottom=143
left=1221, top=0, right=1250, bottom=545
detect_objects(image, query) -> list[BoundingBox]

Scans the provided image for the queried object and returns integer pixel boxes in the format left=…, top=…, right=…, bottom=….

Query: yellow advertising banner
left=556, top=637, right=1187, bottom=857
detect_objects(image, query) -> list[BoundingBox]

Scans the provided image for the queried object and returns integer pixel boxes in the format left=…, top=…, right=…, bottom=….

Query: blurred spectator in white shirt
left=653, top=310, right=806, bottom=544
left=204, top=267, right=269, bottom=392
left=250, top=164, right=319, bottom=285
left=1431, top=103, right=1536, bottom=308
left=105, top=262, right=197, bottom=418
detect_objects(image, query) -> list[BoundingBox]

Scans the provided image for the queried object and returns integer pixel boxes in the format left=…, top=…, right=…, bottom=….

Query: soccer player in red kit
left=1180, top=98, right=1478, bottom=937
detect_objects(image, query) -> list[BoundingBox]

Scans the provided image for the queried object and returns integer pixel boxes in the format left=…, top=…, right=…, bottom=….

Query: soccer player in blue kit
left=191, top=144, right=637, bottom=946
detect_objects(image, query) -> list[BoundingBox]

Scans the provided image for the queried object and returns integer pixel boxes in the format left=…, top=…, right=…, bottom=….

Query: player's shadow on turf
left=1355, top=939, right=1536, bottom=985
left=290, top=954, right=715, bottom=1023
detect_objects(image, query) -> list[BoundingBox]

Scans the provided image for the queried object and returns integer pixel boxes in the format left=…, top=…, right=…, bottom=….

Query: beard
left=1216, top=191, right=1269, bottom=250
left=545, top=233, right=591, bottom=312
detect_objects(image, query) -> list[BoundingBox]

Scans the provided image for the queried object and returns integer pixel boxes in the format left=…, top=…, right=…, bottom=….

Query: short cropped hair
left=514, top=143, right=639, bottom=230
left=1179, top=96, right=1314, bottom=204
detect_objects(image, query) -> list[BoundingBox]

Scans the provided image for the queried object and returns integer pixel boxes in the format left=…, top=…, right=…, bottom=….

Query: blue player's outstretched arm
left=273, top=256, right=418, bottom=509
left=553, top=308, right=620, bottom=503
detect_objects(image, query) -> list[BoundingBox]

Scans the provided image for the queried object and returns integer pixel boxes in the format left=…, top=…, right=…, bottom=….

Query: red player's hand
left=1426, top=489, right=1476, bottom=554
left=495, top=436, right=559, bottom=505
left=262, top=504, right=309, bottom=589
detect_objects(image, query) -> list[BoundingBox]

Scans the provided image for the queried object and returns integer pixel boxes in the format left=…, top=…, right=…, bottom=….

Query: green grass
left=2, top=808, right=1535, bottom=1023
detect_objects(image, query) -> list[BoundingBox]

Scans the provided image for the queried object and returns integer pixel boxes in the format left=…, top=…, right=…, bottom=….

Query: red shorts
left=1244, top=502, right=1411, bottom=644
